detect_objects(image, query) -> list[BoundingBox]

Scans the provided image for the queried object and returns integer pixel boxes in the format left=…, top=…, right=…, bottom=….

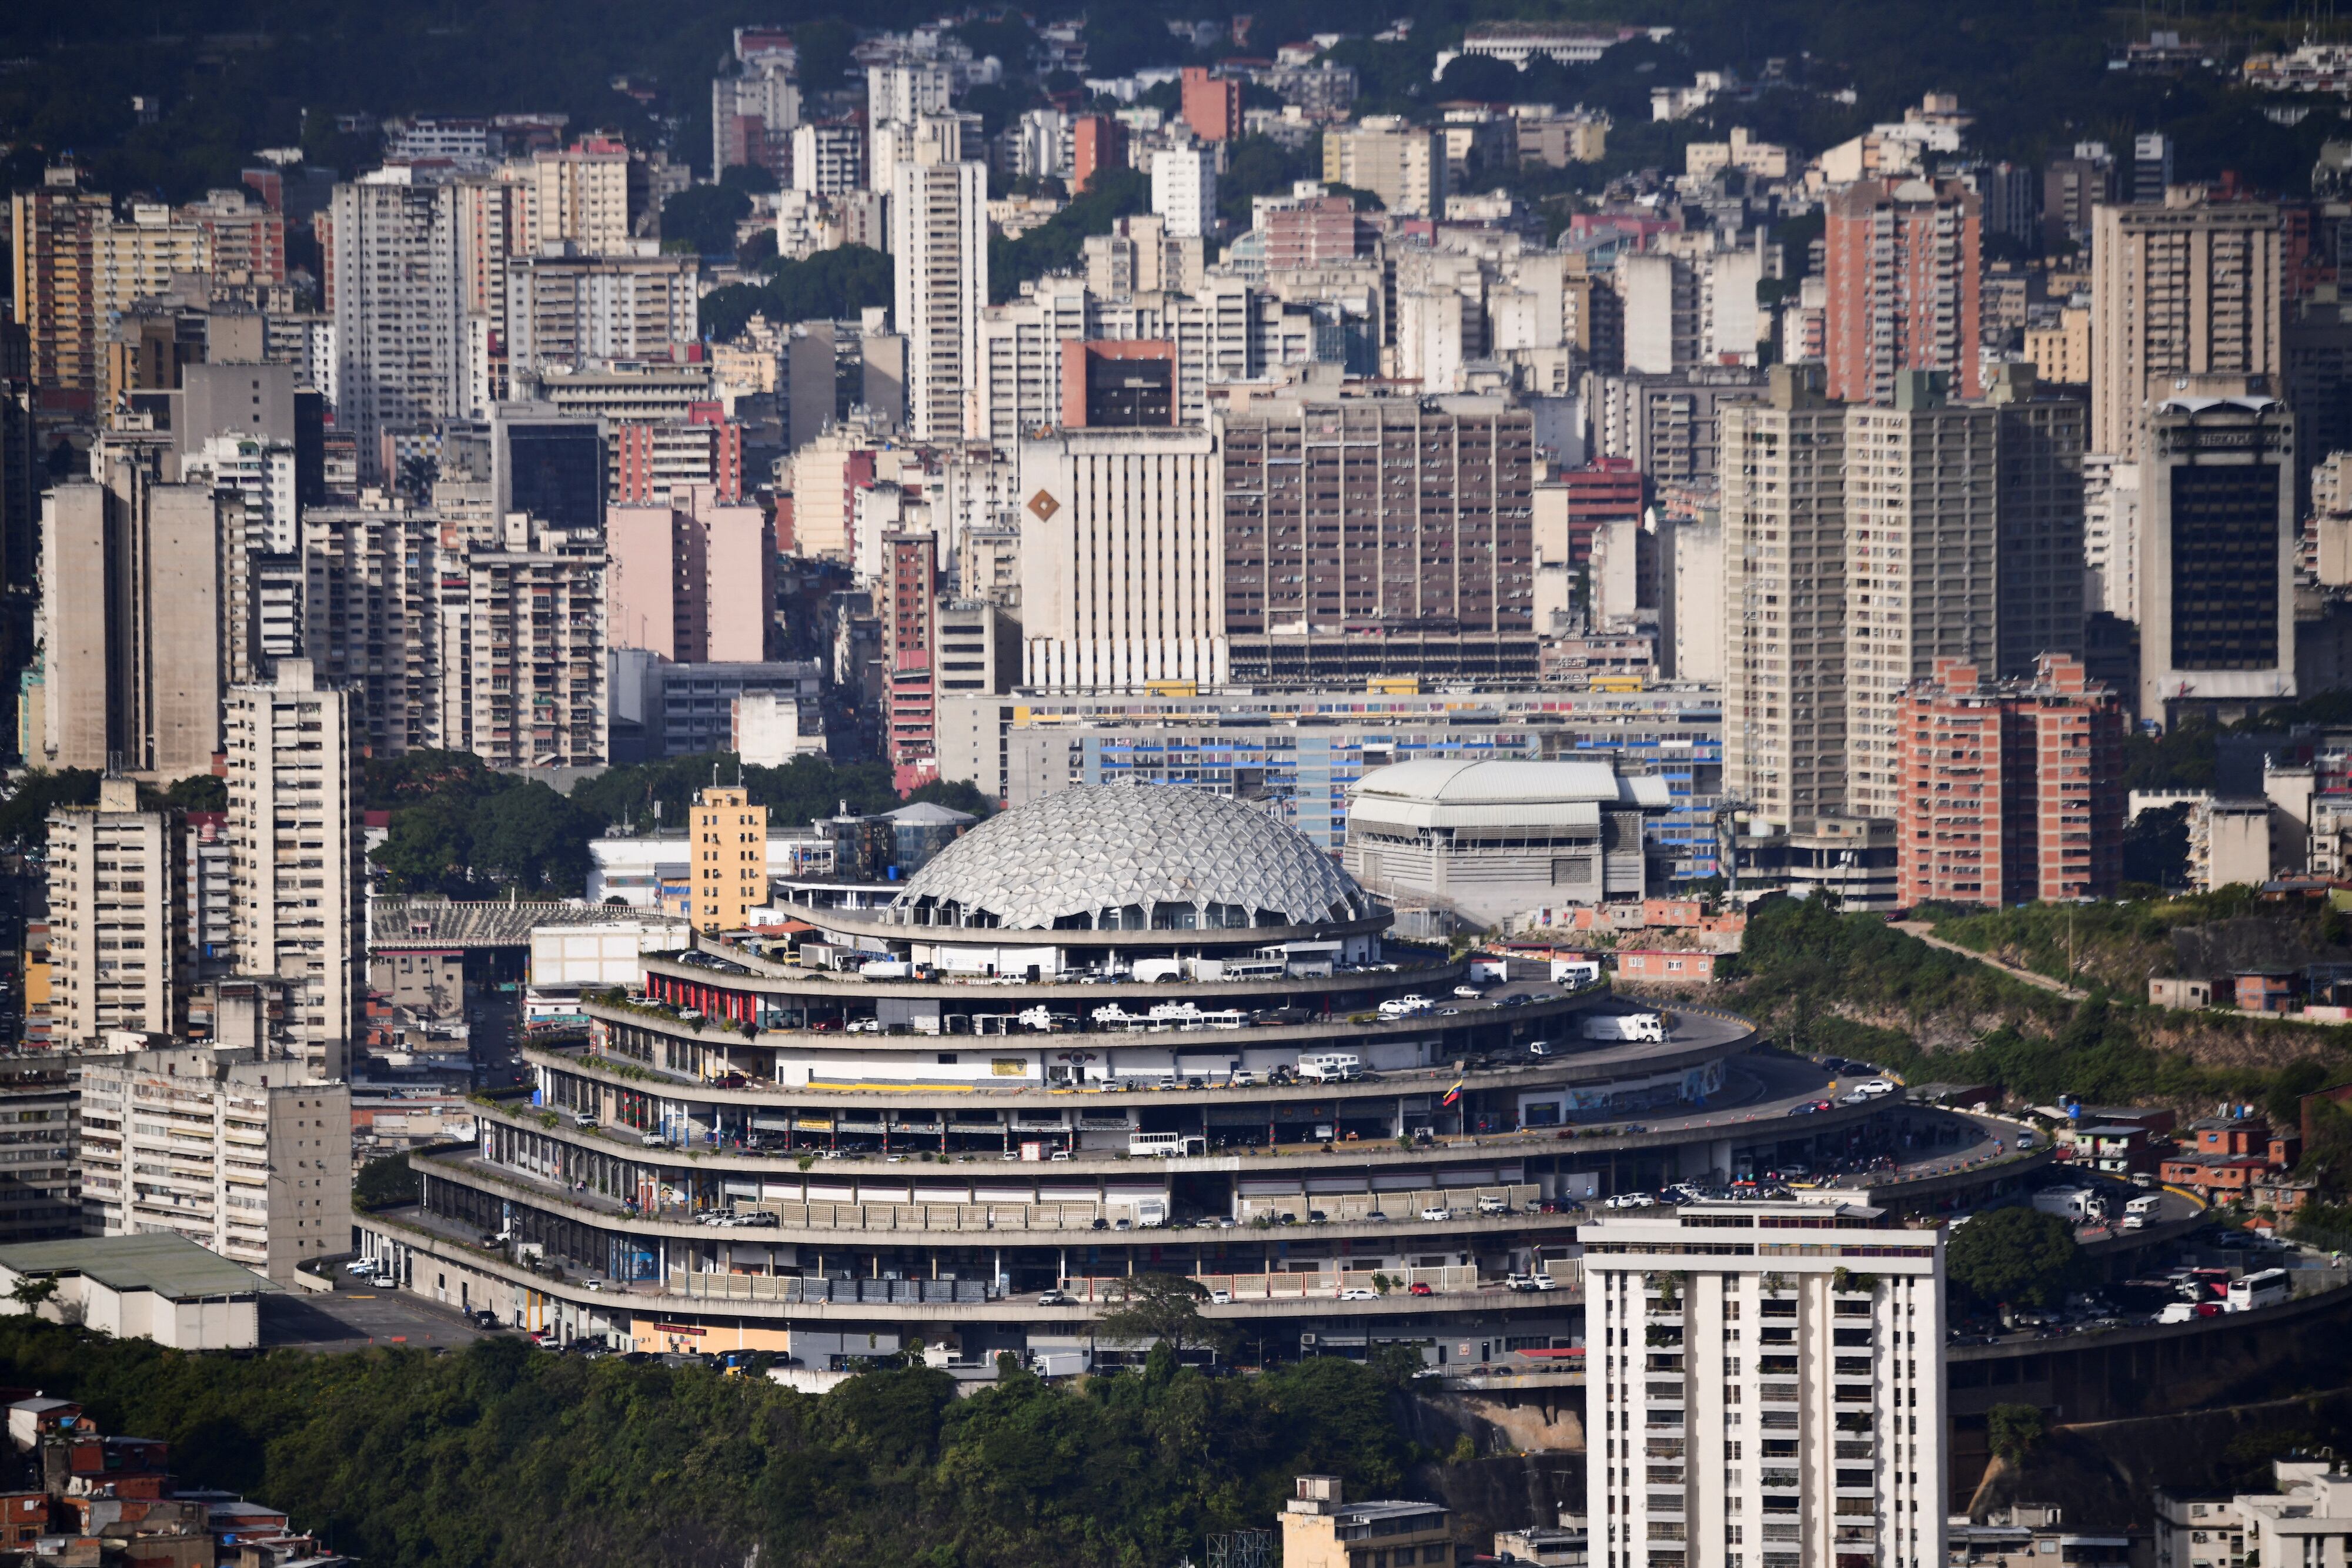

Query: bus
left=1128, top=1131, right=1207, bottom=1158
left=2226, top=1268, right=2291, bottom=1313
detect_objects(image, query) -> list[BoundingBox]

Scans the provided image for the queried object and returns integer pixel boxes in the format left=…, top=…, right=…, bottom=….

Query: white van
left=1298, top=1052, right=1364, bottom=1082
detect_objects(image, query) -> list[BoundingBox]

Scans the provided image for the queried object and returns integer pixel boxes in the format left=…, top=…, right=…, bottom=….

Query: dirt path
left=1890, top=921, right=2090, bottom=1002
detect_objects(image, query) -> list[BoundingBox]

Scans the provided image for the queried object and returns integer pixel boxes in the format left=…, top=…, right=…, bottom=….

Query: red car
left=1408, top=1282, right=1434, bottom=1297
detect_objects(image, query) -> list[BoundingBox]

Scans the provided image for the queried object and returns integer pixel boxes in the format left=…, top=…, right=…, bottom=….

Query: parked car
left=1338, top=1288, right=1378, bottom=1301
left=1408, top=1282, right=1434, bottom=1296
left=1419, top=1205, right=1453, bottom=1221
left=1038, top=1289, right=1073, bottom=1306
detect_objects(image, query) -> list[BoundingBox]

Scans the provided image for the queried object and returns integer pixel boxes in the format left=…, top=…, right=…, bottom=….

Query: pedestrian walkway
left=1890, top=922, right=2089, bottom=1002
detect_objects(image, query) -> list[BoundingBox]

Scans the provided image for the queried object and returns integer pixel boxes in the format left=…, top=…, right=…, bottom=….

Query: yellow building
left=2022, top=305, right=2091, bottom=386
left=689, top=786, right=768, bottom=934
left=1280, top=1476, right=1455, bottom=1568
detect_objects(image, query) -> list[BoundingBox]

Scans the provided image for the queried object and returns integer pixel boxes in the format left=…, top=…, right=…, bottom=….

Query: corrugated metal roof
left=1350, top=798, right=1603, bottom=831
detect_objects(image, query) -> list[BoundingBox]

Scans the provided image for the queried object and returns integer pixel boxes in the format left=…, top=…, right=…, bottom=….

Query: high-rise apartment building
left=892, top=161, right=988, bottom=440
left=299, top=504, right=446, bottom=757
left=503, top=251, right=700, bottom=372
left=1018, top=425, right=1226, bottom=689
left=1179, top=66, right=1242, bottom=142
left=524, top=139, right=636, bottom=253
left=1824, top=178, right=1981, bottom=406
left=1896, top=654, right=2124, bottom=906
left=441, top=517, right=609, bottom=766
left=2137, top=394, right=2297, bottom=725
left=1581, top=1199, right=1946, bottom=1568
left=1322, top=119, right=1448, bottom=218
left=38, top=463, right=228, bottom=780
left=2089, top=193, right=2283, bottom=457
left=1619, top=253, right=1698, bottom=375
left=225, top=660, right=361, bottom=1081
left=1150, top=147, right=1218, bottom=240
left=0, top=1068, right=79, bottom=1242
left=1841, top=376, right=1999, bottom=818
left=45, top=777, right=185, bottom=1045
left=75, top=1045, right=352, bottom=1284
left=790, top=123, right=866, bottom=196
left=1722, top=366, right=1850, bottom=828
left=687, top=785, right=768, bottom=934
left=1072, top=114, right=1128, bottom=193
left=326, top=173, right=464, bottom=481
left=91, top=205, right=208, bottom=325
left=9, top=173, right=110, bottom=409
left=1990, top=366, right=2089, bottom=677
left=608, top=489, right=774, bottom=664
left=881, top=533, right=938, bottom=764
left=1218, top=394, right=1536, bottom=684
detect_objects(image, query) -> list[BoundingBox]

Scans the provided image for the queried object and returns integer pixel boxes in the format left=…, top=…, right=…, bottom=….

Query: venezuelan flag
left=1441, top=1076, right=1464, bottom=1106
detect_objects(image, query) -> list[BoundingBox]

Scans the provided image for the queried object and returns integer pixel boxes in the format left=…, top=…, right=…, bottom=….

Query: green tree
left=990, top=169, right=1150, bottom=302
left=352, top=1154, right=419, bottom=1213
left=7, top=1275, right=56, bottom=1312
left=1987, top=1402, right=2044, bottom=1462
left=1947, top=1208, right=2080, bottom=1309
left=700, top=245, right=893, bottom=341
left=466, top=783, right=594, bottom=895
left=1093, top=1273, right=1230, bottom=1361
left=662, top=183, right=752, bottom=258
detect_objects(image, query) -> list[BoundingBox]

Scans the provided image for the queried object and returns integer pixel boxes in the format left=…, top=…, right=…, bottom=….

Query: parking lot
left=260, top=1278, right=491, bottom=1352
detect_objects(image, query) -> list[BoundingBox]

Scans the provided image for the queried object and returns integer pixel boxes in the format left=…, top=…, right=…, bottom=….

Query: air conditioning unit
left=1299, top=1332, right=1319, bottom=1346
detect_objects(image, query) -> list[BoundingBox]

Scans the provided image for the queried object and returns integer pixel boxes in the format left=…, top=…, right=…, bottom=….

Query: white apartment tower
left=1581, top=1199, right=1946, bottom=1568
left=1722, top=366, right=1849, bottom=828
left=45, top=777, right=184, bottom=1046
left=892, top=160, right=989, bottom=440
left=1842, top=376, right=1999, bottom=817
left=1016, top=426, right=1227, bottom=689
left=225, top=660, right=361, bottom=1081
left=1151, top=146, right=1218, bottom=240
left=327, top=173, right=465, bottom=482
left=75, top=1045, right=353, bottom=1285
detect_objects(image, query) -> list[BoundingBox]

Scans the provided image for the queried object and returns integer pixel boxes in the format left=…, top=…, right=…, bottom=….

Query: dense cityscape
left=8, top=0, right=2352, bottom=1564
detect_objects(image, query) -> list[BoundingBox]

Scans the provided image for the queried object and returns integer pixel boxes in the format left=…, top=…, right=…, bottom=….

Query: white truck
left=1579, top=1012, right=1665, bottom=1042
left=1551, top=959, right=1602, bottom=987
left=1298, top=1051, right=1364, bottom=1082
left=1468, top=958, right=1511, bottom=984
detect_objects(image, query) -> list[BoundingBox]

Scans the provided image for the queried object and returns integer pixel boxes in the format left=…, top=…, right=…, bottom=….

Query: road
left=1890, top=922, right=2089, bottom=1001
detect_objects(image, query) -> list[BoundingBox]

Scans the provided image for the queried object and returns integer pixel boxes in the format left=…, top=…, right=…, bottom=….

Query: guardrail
left=1071, top=1264, right=1495, bottom=1302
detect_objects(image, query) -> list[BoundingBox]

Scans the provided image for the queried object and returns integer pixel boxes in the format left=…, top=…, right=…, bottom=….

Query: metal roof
left=1348, top=758, right=1671, bottom=830
left=0, top=1233, right=278, bottom=1300
left=893, top=782, right=1374, bottom=931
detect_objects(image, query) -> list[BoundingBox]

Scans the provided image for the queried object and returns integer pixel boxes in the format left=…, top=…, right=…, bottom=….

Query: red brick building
left=1180, top=67, right=1242, bottom=142
left=1825, top=177, right=1982, bottom=406
left=880, top=533, right=937, bottom=765
left=1264, top=195, right=1367, bottom=270
left=1895, top=653, right=2124, bottom=907
left=1548, top=455, right=1643, bottom=566
left=1073, top=114, right=1127, bottom=193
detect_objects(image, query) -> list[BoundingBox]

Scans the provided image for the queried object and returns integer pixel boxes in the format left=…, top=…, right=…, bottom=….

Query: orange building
left=1896, top=653, right=2123, bottom=907
left=1180, top=66, right=1242, bottom=142
left=1824, top=177, right=1981, bottom=406
left=1072, top=114, right=1128, bottom=192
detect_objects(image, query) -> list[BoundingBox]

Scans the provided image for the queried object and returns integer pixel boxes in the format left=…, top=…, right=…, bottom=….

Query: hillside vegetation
left=1923, top=891, right=2352, bottom=997
left=1726, top=898, right=2352, bottom=1110
left=0, top=1320, right=1421, bottom=1568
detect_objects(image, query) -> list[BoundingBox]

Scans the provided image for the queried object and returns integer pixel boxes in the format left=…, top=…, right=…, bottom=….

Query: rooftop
left=0, top=1233, right=278, bottom=1300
